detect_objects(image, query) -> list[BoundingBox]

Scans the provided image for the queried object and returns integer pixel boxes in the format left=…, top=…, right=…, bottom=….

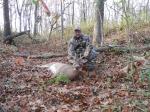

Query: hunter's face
left=75, top=30, right=81, bottom=38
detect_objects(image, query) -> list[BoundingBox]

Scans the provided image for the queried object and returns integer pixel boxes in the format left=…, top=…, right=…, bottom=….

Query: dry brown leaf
left=15, top=57, right=25, bottom=65
left=117, top=90, right=129, bottom=97
left=122, top=106, right=132, bottom=112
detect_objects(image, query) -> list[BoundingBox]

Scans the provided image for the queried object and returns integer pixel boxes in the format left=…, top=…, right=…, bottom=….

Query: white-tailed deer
left=39, top=62, right=82, bottom=80
left=39, top=61, right=98, bottom=80
left=39, top=45, right=98, bottom=80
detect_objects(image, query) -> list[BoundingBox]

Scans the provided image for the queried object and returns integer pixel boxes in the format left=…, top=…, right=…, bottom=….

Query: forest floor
left=0, top=27, right=150, bottom=112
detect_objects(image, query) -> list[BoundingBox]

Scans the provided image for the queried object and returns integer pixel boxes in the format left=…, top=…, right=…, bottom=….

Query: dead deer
left=39, top=62, right=84, bottom=80
left=39, top=45, right=98, bottom=80
left=39, top=59, right=98, bottom=80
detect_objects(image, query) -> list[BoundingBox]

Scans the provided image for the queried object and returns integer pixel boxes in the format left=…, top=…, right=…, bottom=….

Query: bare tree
left=72, top=1, right=75, bottom=25
left=3, top=0, right=12, bottom=44
left=93, top=0, right=105, bottom=46
left=61, top=0, right=64, bottom=39
left=15, top=0, right=26, bottom=32
left=82, top=0, right=87, bottom=22
left=146, top=0, right=150, bottom=22
left=33, top=2, right=39, bottom=36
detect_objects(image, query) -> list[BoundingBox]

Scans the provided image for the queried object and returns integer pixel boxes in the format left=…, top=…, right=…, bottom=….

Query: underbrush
left=47, top=21, right=150, bottom=45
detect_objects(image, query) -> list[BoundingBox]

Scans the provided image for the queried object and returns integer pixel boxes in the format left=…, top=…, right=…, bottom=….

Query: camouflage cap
left=74, top=27, right=81, bottom=32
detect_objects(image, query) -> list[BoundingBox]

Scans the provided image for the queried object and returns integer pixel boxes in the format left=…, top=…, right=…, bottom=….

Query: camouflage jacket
left=68, top=34, right=91, bottom=59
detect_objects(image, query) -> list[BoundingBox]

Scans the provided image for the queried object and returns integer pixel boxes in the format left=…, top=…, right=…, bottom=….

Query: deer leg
left=94, top=64, right=99, bottom=76
left=81, top=70, right=88, bottom=79
left=94, top=69, right=97, bottom=78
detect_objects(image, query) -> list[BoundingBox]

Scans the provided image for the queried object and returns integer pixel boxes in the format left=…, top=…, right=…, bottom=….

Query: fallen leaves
left=0, top=41, right=149, bottom=111
left=117, top=90, right=129, bottom=97
left=101, top=98, right=113, bottom=105
left=122, top=105, right=132, bottom=112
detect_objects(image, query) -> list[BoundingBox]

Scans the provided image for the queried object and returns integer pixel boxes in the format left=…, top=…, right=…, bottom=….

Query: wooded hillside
left=0, top=0, right=150, bottom=111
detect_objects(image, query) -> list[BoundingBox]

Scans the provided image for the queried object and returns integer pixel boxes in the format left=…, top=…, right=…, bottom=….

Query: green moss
left=48, top=74, right=70, bottom=85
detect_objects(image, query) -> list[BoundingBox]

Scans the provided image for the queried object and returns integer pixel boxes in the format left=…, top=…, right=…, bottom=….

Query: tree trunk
left=61, top=0, right=64, bottom=39
left=15, top=0, right=26, bottom=32
left=3, top=0, right=12, bottom=44
left=9, top=4, right=12, bottom=30
left=28, top=4, right=32, bottom=32
left=146, top=0, right=150, bottom=22
left=82, top=0, right=87, bottom=22
left=93, top=0, right=105, bottom=47
left=72, top=1, right=75, bottom=25
left=34, top=3, right=38, bottom=36
left=80, top=0, right=87, bottom=22
left=19, top=15, right=22, bottom=32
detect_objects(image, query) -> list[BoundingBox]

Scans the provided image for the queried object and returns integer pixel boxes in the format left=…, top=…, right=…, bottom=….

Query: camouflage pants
left=87, top=48, right=97, bottom=61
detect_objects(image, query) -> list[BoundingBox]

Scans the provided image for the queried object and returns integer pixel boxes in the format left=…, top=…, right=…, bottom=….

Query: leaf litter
left=0, top=39, right=150, bottom=112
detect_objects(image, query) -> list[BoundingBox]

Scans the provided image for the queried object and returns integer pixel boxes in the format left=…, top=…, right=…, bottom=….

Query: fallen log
left=3, top=30, right=31, bottom=44
left=0, top=45, right=18, bottom=53
left=96, top=45, right=150, bottom=53
left=14, top=52, right=66, bottom=59
left=13, top=45, right=150, bottom=59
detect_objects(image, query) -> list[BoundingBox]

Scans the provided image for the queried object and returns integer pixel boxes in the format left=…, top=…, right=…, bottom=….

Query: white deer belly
left=39, top=62, right=79, bottom=80
left=47, top=63, right=69, bottom=74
